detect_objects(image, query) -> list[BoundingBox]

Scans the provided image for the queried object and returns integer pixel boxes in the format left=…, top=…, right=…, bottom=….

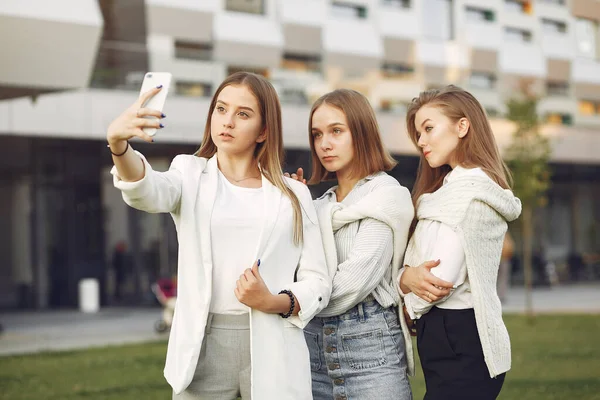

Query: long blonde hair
left=307, top=89, right=397, bottom=184
left=196, top=72, right=303, bottom=245
left=406, top=85, right=512, bottom=206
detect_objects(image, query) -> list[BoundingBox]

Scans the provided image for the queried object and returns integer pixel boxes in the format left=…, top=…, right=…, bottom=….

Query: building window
left=504, top=27, right=533, bottom=43
left=225, top=0, right=264, bottom=14
left=469, top=72, right=496, bottom=89
left=174, top=40, right=212, bottom=61
left=505, top=0, right=533, bottom=14
left=281, top=53, right=321, bottom=73
left=381, top=0, right=411, bottom=8
left=175, top=81, right=212, bottom=97
left=575, top=18, right=598, bottom=59
left=465, top=6, right=495, bottom=23
left=381, top=63, right=414, bottom=78
left=578, top=100, right=600, bottom=116
left=331, top=2, right=368, bottom=19
left=546, top=81, right=569, bottom=96
left=422, top=0, right=453, bottom=40
left=537, top=0, right=564, bottom=5
left=541, top=18, right=567, bottom=34
left=280, top=88, right=309, bottom=105
left=546, top=112, right=573, bottom=125
left=381, top=99, right=409, bottom=114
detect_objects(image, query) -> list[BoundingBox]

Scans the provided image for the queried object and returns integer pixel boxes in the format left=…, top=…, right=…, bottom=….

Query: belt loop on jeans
left=205, top=313, right=214, bottom=335
left=357, top=302, right=365, bottom=323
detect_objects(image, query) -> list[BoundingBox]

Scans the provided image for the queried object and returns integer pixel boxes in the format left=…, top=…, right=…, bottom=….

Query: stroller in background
left=151, top=277, right=177, bottom=333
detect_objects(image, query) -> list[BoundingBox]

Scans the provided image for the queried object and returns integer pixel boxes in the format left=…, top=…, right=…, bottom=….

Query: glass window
left=331, top=2, right=368, bottom=19
left=225, top=0, right=264, bottom=14
left=380, top=99, right=409, bottom=114
left=422, top=0, right=453, bottom=40
left=541, top=18, right=567, bottom=34
left=465, top=7, right=495, bottom=23
left=505, top=27, right=532, bottom=43
left=174, top=41, right=212, bottom=61
left=505, top=0, right=533, bottom=14
left=381, top=0, right=411, bottom=8
left=381, top=63, right=414, bottom=78
left=91, top=0, right=148, bottom=90
left=280, top=88, right=308, bottom=105
left=537, top=0, right=564, bottom=5
left=546, top=81, right=569, bottom=97
left=469, top=72, right=496, bottom=89
left=575, top=18, right=598, bottom=59
left=281, top=53, right=321, bottom=73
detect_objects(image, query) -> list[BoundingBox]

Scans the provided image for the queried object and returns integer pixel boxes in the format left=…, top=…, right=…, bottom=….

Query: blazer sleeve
left=281, top=180, right=332, bottom=329
left=111, top=151, right=185, bottom=214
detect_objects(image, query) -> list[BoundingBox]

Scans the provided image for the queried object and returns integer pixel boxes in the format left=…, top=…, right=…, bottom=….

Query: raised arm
left=107, top=86, right=165, bottom=182
left=108, top=86, right=184, bottom=214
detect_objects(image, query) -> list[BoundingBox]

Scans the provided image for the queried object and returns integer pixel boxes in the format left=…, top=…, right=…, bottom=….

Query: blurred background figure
left=112, top=241, right=129, bottom=302
left=567, top=250, right=584, bottom=282
left=498, top=231, right=515, bottom=303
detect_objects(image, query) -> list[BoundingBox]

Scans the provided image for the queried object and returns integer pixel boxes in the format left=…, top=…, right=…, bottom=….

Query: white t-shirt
left=209, top=170, right=264, bottom=315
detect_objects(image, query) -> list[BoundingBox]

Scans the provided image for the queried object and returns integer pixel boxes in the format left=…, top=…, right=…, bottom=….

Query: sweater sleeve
left=322, top=218, right=394, bottom=315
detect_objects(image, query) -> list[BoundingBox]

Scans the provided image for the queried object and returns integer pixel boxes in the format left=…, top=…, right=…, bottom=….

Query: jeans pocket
left=303, top=330, right=323, bottom=371
left=341, top=328, right=387, bottom=370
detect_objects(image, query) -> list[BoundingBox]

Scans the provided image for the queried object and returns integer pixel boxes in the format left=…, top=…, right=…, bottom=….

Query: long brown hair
left=406, top=85, right=512, bottom=205
left=307, top=89, right=397, bottom=184
left=196, top=72, right=303, bottom=245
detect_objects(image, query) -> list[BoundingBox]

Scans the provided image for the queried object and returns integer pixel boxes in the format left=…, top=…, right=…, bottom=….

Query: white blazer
left=112, top=152, right=331, bottom=399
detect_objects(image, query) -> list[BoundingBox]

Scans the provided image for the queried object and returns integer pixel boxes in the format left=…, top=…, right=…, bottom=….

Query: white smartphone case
left=139, top=72, right=172, bottom=136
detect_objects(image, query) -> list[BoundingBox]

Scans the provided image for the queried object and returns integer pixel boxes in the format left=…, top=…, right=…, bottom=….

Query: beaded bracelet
left=107, top=141, right=129, bottom=157
left=278, top=290, right=295, bottom=319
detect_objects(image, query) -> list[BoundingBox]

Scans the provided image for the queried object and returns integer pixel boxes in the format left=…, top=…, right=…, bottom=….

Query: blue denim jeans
left=304, top=298, right=412, bottom=400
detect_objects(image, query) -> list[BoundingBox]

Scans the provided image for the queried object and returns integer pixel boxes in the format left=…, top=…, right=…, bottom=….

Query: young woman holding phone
left=107, top=72, right=331, bottom=400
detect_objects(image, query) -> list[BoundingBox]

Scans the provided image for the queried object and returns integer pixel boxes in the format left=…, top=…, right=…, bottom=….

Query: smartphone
left=139, top=72, right=172, bottom=136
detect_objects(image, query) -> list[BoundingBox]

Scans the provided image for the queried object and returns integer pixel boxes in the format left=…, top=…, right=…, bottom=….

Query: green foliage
left=504, top=96, right=552, bottom=207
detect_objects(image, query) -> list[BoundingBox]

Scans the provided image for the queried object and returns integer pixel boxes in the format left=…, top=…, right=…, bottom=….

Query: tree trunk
left=522, top=205, right=534, bottom=321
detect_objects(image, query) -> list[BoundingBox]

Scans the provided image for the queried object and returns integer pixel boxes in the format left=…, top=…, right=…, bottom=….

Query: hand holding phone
left=139, top=72, right=172, bottom=136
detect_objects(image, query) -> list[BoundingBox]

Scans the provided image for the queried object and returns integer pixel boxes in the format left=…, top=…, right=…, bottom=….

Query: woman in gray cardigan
left=398, top=85, right=521, bottom=400
left=291, top=89, right=415, bottom=399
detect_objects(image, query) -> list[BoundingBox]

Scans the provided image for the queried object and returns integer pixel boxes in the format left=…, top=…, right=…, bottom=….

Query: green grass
left=0, top=315, right=599, bottom=400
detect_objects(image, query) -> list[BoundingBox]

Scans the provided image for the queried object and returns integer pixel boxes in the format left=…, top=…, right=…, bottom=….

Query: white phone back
left=139, top=72, right=172, bottom=136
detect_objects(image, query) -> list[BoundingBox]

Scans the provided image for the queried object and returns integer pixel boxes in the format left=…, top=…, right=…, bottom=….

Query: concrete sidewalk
left=0, top=307, right=167, bottom=356
left=1, top=283, right=598, bottom=357
left=501, top=282, right=600, bottom=314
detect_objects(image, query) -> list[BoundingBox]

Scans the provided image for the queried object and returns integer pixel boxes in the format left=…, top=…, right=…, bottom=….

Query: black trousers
left=416, top=307, right=506, bottom=400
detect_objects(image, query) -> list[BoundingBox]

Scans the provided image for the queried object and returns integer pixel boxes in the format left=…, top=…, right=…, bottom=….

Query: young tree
left=504, top=82, right=552, bottom=319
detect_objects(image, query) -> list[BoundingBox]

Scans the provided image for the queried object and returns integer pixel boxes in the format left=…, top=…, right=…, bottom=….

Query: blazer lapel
left=197, top=156, right=218, bottom=283
left=254, top=174, right=282, bottom=260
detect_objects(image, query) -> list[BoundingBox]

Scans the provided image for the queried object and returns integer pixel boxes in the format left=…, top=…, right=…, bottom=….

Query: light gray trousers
left=173, top=313, right=251, bottom=400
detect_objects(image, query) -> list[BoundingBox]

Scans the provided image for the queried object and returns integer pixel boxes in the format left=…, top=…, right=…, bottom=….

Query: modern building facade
left=1, top=0, right=599, bottom=309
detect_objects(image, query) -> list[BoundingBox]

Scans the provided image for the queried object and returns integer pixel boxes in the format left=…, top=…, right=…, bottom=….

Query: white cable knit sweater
left=404, top=174, right=522, bottom=378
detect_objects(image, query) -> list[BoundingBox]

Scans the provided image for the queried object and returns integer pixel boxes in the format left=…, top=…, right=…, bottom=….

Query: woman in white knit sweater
left=292, top=89, right=416, bottom=399
left=398, top=85, right=522, bottom=400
